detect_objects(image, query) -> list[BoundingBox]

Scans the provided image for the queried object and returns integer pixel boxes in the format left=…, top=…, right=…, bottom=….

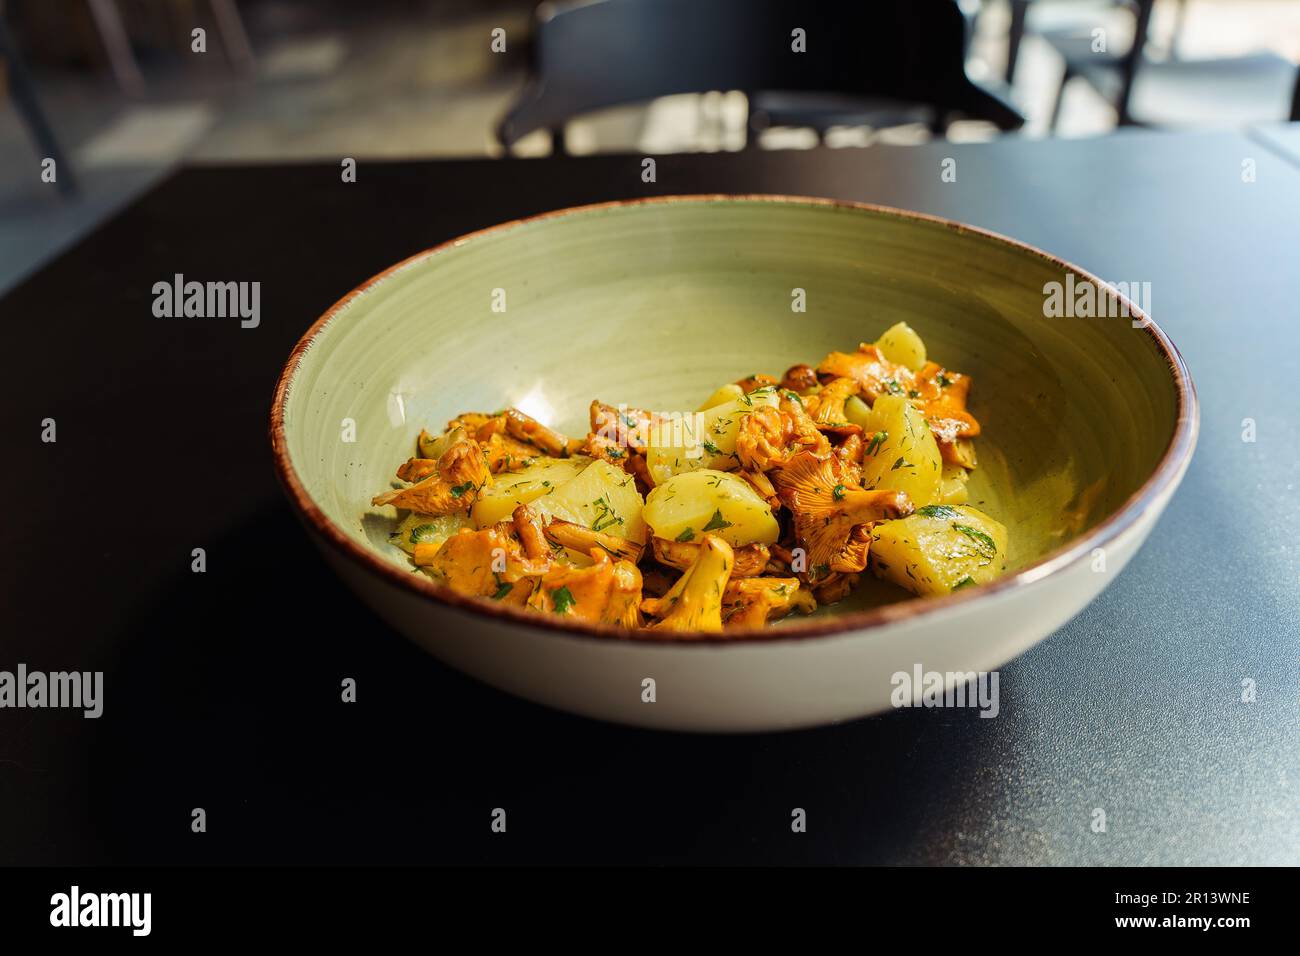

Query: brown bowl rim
left=269, top=193, right=1199, bottom=646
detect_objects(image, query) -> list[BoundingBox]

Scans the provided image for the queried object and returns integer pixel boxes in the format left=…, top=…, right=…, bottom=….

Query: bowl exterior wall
left=310, top=491, right=1168, bottom=731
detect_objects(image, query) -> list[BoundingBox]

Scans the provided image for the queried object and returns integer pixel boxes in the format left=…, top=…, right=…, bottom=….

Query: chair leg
left=86, top=0, right=145, bottom=96
left=1116, top=0, right=1155, bottom=126
left=1006, top=0, right=1030, bottom=85
left=1049, top=68, right=1072, bottom=132
left=210, top=0, right=255, bottom=76
left=0, top=19, right=78, bottom=197
left=550, top=127, right=568, bottom=157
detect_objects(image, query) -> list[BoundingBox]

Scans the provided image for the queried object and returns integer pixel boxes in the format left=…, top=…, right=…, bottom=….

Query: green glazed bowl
left=271, top=196, right=1197, bottom=732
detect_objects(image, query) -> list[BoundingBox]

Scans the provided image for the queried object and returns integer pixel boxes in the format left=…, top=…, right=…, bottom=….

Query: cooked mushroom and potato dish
left=370, top=322, right=1007, bottom=632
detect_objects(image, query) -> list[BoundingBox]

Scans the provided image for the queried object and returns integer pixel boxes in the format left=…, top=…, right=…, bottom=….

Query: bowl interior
left=279, top=198, right=1182, bottom=619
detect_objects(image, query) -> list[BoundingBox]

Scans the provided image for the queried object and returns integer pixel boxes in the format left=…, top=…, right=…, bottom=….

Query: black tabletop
left=2, top=127, right=1298, bottom=865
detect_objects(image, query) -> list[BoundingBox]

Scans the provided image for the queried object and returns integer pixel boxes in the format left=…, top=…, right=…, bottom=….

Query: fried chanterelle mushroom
left=372, top=433, right=491, bottom=515
left=419, top=505, right=553, bottom=605
left=722, top=577, right=817, bottom=629
left=772, top=450, right=914, bottom=583
left=527, top=548, right=644, bottom=627
left=370, top=326, right=1005, bottom=632
left=641, top=535, right=735, bottom=632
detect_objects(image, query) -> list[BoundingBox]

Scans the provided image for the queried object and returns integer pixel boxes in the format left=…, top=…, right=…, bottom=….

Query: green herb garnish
left=591, top=495, right=624, bottom=532
left=449, top=481, right=474, bottom=498
left=953, top=524, right=997, bottom=556
left=952, top=576, right=976, bottom=590
left=865, top=431, right=888, bottom=456
left=492, top=581, right=514, bottom=600
left=916, top=504, right=960, bottom=519
left=550, top=586, right=576, bottom=614
left=675, top=527, right=696, bottom=542
left=832, top=483, right=846, bottom=501
left=702, top=509, right=733, bottom=532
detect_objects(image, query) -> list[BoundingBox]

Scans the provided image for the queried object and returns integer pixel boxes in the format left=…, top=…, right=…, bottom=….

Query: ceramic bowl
left=270, top=196, right=1197, bottom=732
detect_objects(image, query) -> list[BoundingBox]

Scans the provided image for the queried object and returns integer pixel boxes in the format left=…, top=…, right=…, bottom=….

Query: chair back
left=498, top=0, right=1023, bottom=148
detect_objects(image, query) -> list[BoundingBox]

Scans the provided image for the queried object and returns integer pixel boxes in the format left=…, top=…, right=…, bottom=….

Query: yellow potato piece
left=392, top=512, right=474, bottom=555
left=645, top=388, right=779, bottom=485
left=643, top=469, right=780, bottom=548
left=470, top=456, right=588, bottom=527
left=859, top=395, right=942, bottom=506
left=530, top=459, right=647, bottom=543
left=869, top=504, right=1008, bottom=597
left=938, top=464, right=970, bottom=505
left=844, top=394, right=873, bottom=431
left=874, top=321, right=927, bottom=371
left=697, top=383, right=745, bottom=411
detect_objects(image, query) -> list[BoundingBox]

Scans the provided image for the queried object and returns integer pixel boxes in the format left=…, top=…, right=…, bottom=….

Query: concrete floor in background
left=2, top=0, right=1297, bottom=294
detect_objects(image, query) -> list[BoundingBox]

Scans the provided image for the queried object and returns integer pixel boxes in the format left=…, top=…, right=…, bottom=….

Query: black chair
left=0, top=14, right=77, bottom=196
left=497, top=0, right=1023, bottom=154
left=1043, top=0, right=1154, bottom=127
left=1039, top=0, right=1300, bottom=129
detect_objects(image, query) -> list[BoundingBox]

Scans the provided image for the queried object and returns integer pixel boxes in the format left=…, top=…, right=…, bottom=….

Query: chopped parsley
left=409, top=523, right=440, bottom=544
left=884, top=379, right=904, bottom=395
left=675, top=527, right=696, bottom=542
left=865, top=431, right=887, bottom=456
left=702, top=509, right=733, bottom=532
left=491, top=581, right=514, bottom=600
left=591, top=495, right=624, bottom=533
left=916, top=504, right=960, bottom=519
left=953, top=524, right=997, bottom=556
left=550, top=586, right=576, bottom=614
left=449, top=481, right=474, bottom=498
left=952, top=576, right=975, bottom=590
left=935, top=373, right=952, bottom=388
left=832, top=483, right=846, bottom=501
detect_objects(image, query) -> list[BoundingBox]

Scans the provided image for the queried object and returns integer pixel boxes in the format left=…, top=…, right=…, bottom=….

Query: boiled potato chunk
left=938, top=464, right=970, bottom=505
left=645, top=388, right=779, bottom=485
left=643, top=469, right=779, bottom=547
left=844, top=394, right=873, bottom=431
left=874, top=321, right=927, bottom=371
left=697, top=383, right=744, bottom=411
left=530, top=459, right=647, bottom=543
left=392, top=512, right=473, bottom=555
left=859, top=395, right=942, bottom=506
left=869, top=504, right=1008, bottom=597
left=470, top=456, right=588, bottom=527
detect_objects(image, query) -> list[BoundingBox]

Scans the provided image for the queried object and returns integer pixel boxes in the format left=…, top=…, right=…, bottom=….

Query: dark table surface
left=2, top=127, right=1298, bottom=866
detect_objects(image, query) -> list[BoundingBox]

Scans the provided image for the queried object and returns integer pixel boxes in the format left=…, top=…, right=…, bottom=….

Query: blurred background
left=2, top=0, right=1298, bottom=292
